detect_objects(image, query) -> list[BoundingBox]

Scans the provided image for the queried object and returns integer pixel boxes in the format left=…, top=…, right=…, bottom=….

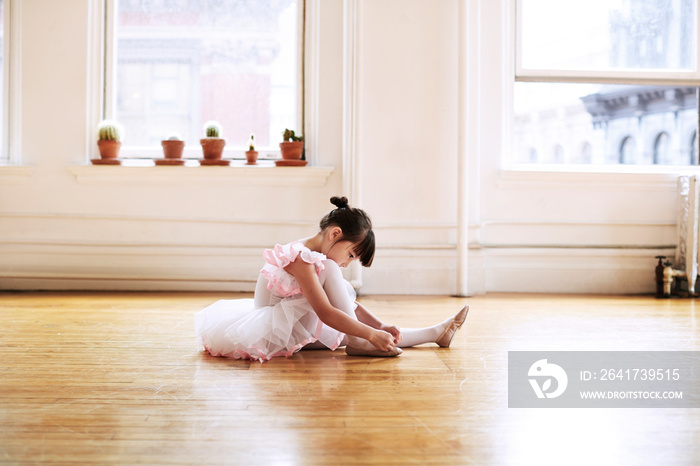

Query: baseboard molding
left=484, top=247, right=670, bottom=294
left=0, top=277, right=257, bottom=292
left=0, top=240, right=671, bottom=295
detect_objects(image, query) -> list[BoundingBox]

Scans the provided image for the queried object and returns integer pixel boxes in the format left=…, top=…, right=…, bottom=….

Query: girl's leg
left=317, top=260, right=400, bottom=356
left=397, top=306, right=469, bottom=347
left=352, top=297, right=469, bottom=347
left=353, top=301, right=469, bottom=348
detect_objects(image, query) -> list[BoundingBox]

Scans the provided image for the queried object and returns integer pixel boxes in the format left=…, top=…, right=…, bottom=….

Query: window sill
left=498, top=164, right=699, bottom=191
left=0, top=166, right=35, bottom=184
left=67, top=162, right=335, bottom=187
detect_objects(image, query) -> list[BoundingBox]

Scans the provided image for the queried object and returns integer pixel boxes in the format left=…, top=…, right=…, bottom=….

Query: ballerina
left=195, top=196, right=468, bottom=362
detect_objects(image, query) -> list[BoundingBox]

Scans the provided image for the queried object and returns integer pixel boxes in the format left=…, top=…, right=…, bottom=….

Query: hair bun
left=330, top=196, right=349, bottom=209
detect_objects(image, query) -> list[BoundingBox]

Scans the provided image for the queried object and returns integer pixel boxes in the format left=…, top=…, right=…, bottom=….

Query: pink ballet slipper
left=345, top=345, right=402, bottom=357
left=436, top=305, right=469, bottom=347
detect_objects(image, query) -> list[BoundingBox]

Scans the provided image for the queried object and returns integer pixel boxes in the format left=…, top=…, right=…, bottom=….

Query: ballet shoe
left=436, top=305, right=469, bottom=348
left=345, top=345, right=403, bottom=357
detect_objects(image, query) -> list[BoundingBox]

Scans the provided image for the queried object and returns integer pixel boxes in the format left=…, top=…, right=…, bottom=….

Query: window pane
left=513, top=83, right=699, bottom=165
left=520, top=0, right=696, bottom=71
left=115, top=0, right=298, bottom=150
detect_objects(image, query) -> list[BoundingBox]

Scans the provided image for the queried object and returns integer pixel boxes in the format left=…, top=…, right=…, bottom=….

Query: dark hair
left=320, top=196, right=375, bottom=266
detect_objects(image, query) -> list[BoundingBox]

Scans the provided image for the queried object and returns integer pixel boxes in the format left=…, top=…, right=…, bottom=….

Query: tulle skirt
left=194, top=295, right=344, bottom=362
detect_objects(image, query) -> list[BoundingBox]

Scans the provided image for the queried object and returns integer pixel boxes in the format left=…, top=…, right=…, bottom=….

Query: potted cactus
left=93, top=120, right=124, bottom=164
left=279, top=129, right=304, bottom=161
left=245, top=134, right=258, bottom=165
left=199, top=120, right=227, bottom=165
left=157, top=132, right=186, bottom=165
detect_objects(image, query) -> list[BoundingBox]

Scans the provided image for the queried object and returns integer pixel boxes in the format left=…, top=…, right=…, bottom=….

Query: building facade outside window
left=513, top=0, right=698, bottom=167
left=109, top=0, right=301, bottom=159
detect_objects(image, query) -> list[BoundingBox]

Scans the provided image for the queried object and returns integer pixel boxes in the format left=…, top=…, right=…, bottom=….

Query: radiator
left=675, top=175, right=700, bottom=293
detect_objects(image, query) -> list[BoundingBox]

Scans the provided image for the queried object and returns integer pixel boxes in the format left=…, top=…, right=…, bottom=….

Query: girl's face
left=325, top=240, right=359, bottom=268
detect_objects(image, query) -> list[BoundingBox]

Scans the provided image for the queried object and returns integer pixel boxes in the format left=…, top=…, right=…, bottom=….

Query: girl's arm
left=355, top=302, right=403, bottom=345
left=284, top=259, right=395, bottom=351
left=354, top=302, right=383, bottom=328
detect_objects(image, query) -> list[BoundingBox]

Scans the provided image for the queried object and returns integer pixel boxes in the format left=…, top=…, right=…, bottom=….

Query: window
left=653, top=132, right=670, bottom=164
left=107, top=0, right=301, bottom=160
left=619, top=136, right=636, bottom=164
left=580, top=142, right=592, bottom=163
left=512, top=0, right=699, bottom=167
left=551, top=145, right=564, bottom=164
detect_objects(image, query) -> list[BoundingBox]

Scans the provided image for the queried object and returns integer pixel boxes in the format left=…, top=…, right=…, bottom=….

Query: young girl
left=195, top=196, right=468, bottom=362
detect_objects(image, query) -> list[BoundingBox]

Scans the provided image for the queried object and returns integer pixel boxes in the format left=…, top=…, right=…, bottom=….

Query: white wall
left=0, top=0, right=680, bottom=295
left=354, top=0, right=461, bottom=294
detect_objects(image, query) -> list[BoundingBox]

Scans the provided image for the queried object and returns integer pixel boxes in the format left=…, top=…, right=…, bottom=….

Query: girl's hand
left=380, top=324, right=403, bottom=345
left=369, top=329, right=397, bottom=351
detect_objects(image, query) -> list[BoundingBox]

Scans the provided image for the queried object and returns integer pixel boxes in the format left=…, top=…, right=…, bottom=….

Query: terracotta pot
left=97, top=140, right=121, bottom=159
left=279, top=141, right=304, bottom=160
left=161, top=140, right=185, bottom=159
left=245, top=150, right=259, bottom=165
left=200, top=138, right=226, bottom=159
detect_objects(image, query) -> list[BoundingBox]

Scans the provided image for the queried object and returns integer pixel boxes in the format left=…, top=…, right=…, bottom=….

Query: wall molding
left=342, top=0, right=363, bottom=289
left=497, top=168, right=683, bottom=192
left=304, top=0, right=321, bottom=166
left=1, top=213, right=677, bottom=251
left=0, top=242, right=263, bottom=292
left=86, top=0, right=105, bottom=160
left=0, top=277, right=258, bottom=293
left=485, top=247, right=665, bottom=294
left=0, top=166, right=34, bottom=183
left=0, top=210, right=317, bottom=226
left=456, top=0, right=471, bottom=296
left=66, top=165, right=335, bottom=186
left=479, top=221, right=677, bottom=249
left=0, top=233, right=669, bottom=295
left=6, top=0, right=23, bottom=164
left=0, top=238, right=667, bottom=295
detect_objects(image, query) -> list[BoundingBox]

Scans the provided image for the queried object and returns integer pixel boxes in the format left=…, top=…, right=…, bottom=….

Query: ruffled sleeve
left=260, top=242, right=326, bottom=297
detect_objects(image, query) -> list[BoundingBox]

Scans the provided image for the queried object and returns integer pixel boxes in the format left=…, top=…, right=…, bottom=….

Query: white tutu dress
left=194, top=241, right=349, bottom=362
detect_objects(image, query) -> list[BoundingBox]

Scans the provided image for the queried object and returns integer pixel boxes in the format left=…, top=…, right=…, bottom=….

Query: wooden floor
left=1, top=292, right=699, bottom=465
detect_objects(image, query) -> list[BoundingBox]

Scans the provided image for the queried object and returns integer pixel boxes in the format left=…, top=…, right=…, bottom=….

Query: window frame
left=98, top=0, right=306, bottom=162
left=1, top=0, right=7, bottom=163
left=509, top=0, right=700, bottom=173
left=1, top=0, right=20, bottom=165
left=515, top=0, right=700, bottom=85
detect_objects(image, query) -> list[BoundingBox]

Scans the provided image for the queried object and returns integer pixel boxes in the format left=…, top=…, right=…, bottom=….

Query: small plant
left=94, top=120, right=124, bottom=163
left=203, top=121, right=222, bottom=138
left=200, top=121, right=226, bottom=162
left=283, top=128, right=303, bottom=142
left=245, top=134, right=258, bottom=164
left=279, top=128, right=304, bottom=162
left=97, top=120, right=123, bottom=142
left=160, top=132, right=186, bottom=163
